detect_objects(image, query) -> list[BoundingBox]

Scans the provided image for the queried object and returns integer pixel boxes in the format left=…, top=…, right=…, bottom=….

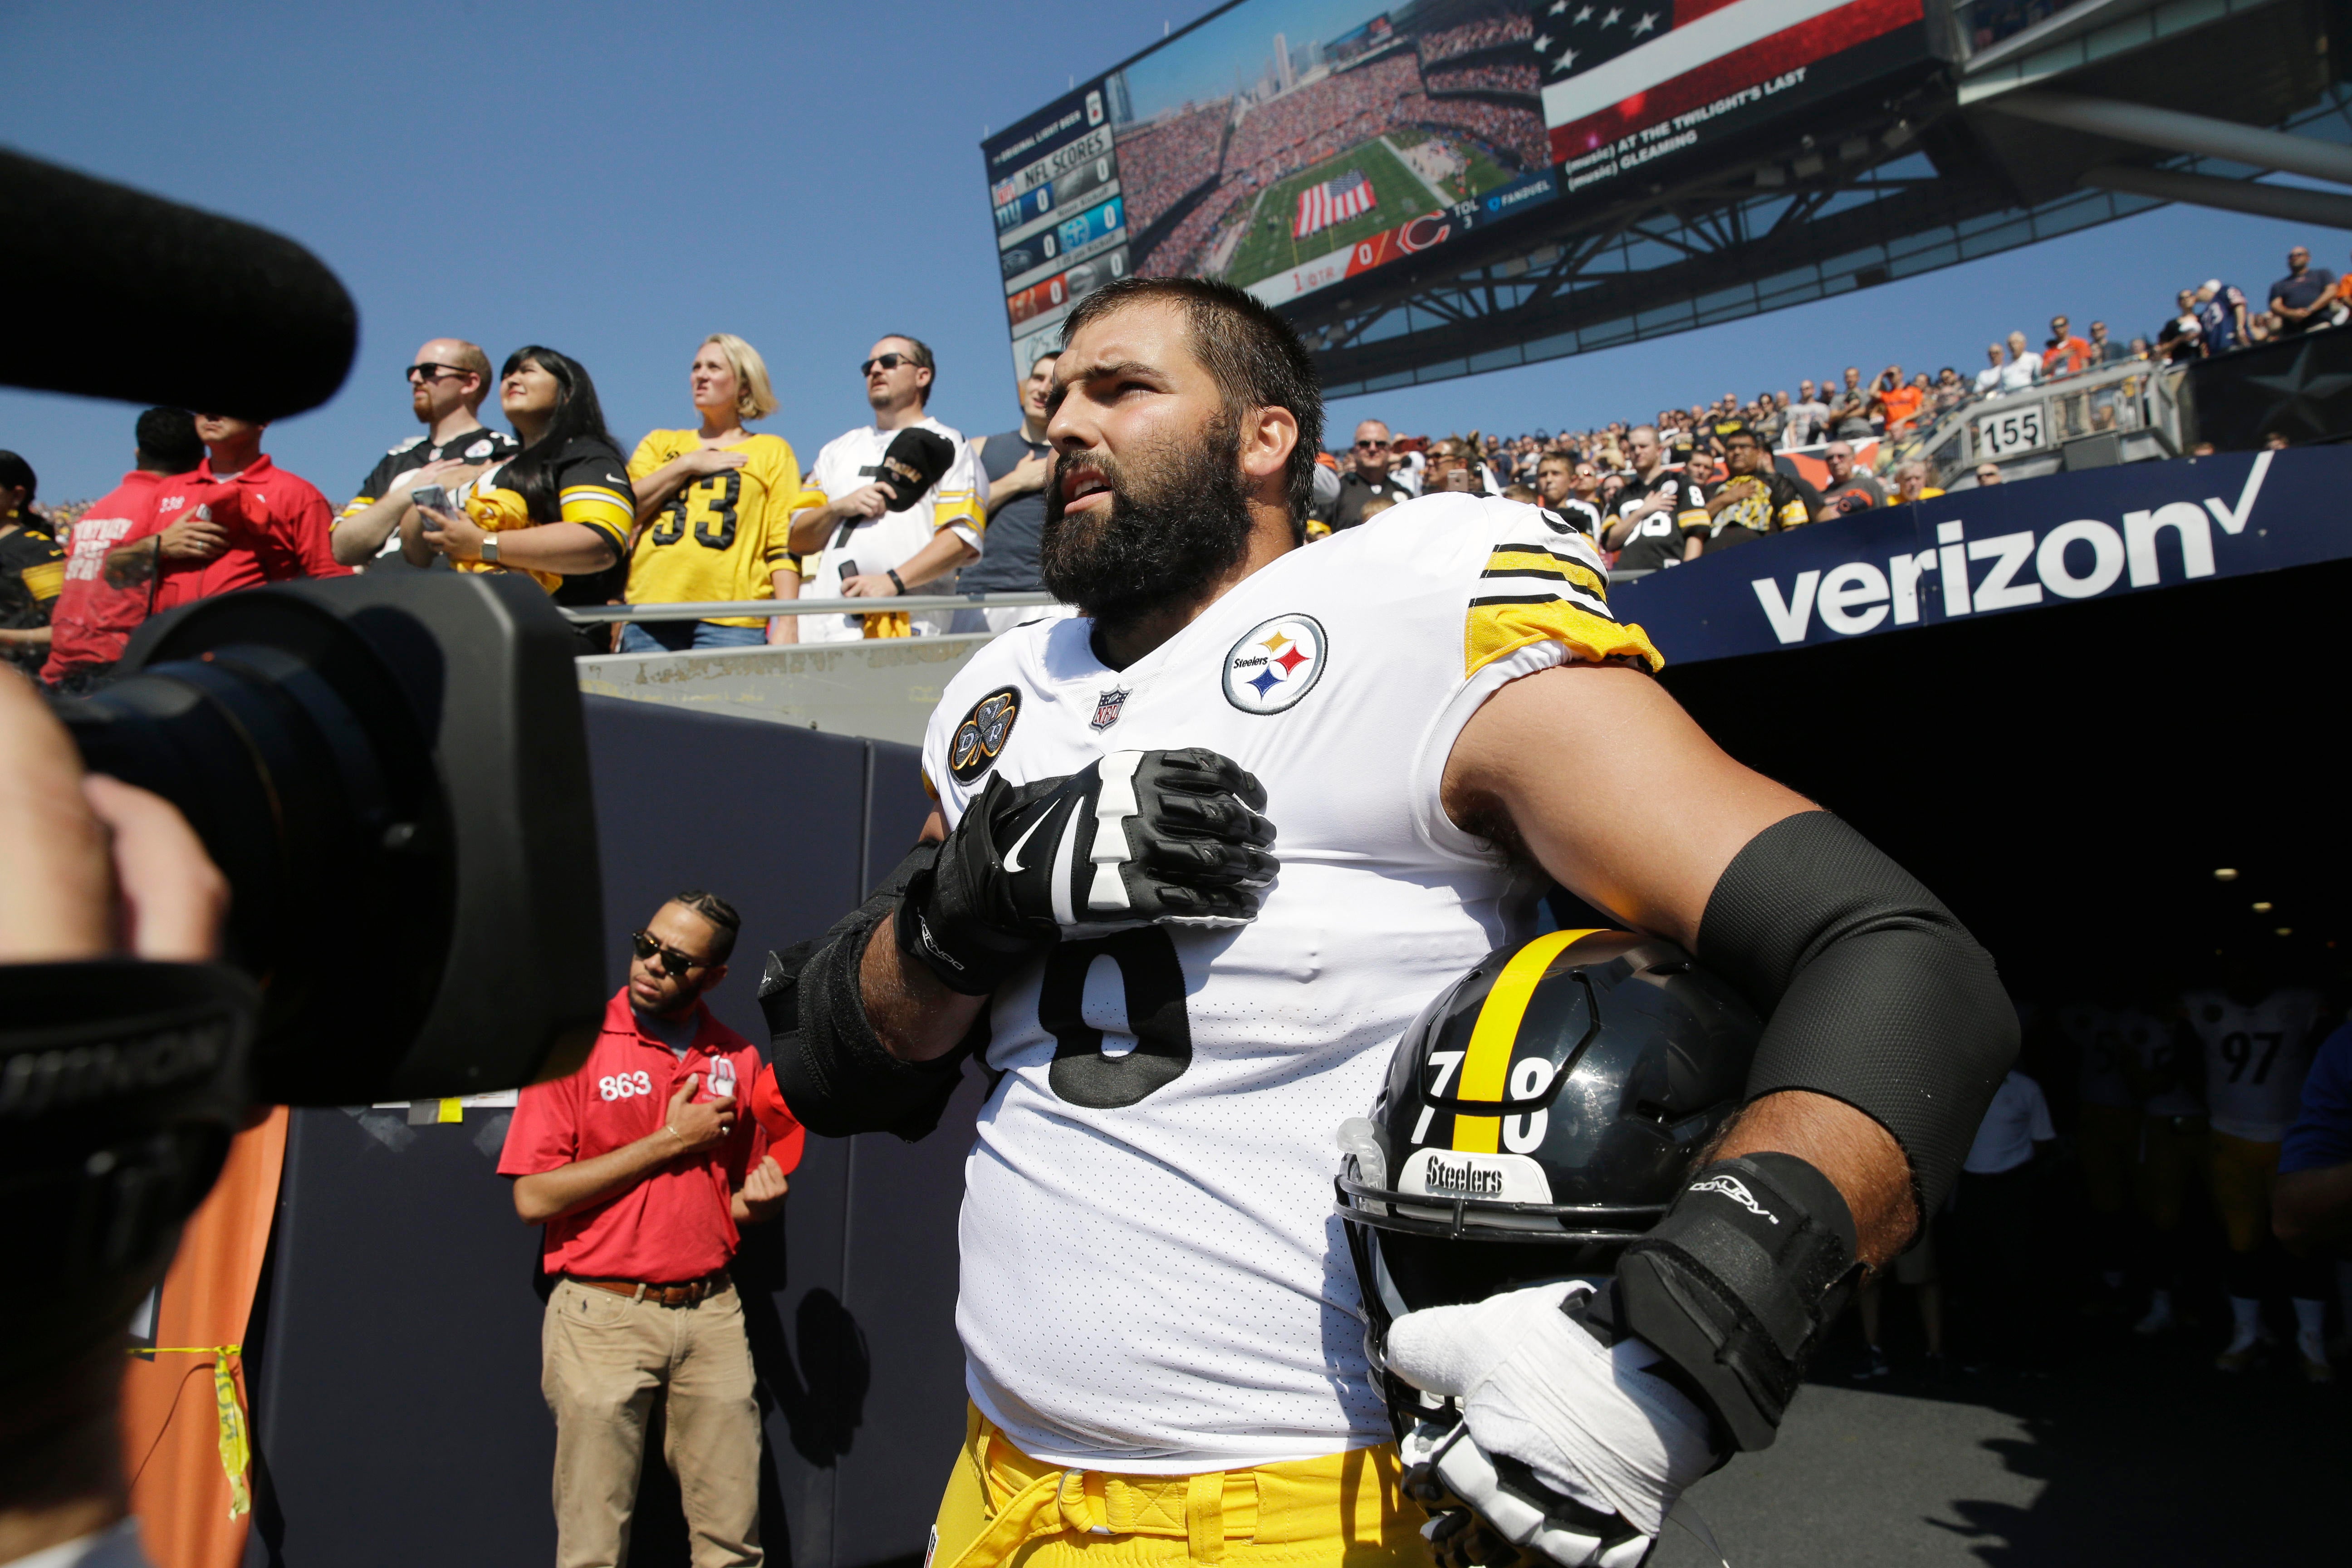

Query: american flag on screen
left=1293, top=169, right=1378, bottom=240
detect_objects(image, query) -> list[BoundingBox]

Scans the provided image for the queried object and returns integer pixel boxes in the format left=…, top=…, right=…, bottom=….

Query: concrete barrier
left=577, top=634, right=996, bottom=745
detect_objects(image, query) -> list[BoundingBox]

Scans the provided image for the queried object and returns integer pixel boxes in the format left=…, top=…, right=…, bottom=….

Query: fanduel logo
left=1691, top=1174, right=1778, bottom=1223
left=1749, top=453, right=2271, bottom=646
left=1422, top=1155, right=1507, bottom=1197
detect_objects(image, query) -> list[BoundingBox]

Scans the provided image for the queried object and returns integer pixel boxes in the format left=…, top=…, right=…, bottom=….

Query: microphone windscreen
left=0, top=149, right=357, bottom=421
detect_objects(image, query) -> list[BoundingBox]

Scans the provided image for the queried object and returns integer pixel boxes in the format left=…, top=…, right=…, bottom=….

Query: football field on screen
left=1223, top=138, right=1437, bottom=288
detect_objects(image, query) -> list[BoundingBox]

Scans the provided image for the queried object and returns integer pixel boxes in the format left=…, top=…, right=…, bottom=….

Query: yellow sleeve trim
left=1466, top=598, right=1664, bottom=679
left=20, top=559, right=66, bottom=600
left=1675, top=509, right=1710, bottom=533
left=558, top=485, right=635, bottom=552
left=335, top=496, right=377, bottom=522
left=1485, top=549, right=1609, bottom=598
left=933, top=495, right=985, bottom=534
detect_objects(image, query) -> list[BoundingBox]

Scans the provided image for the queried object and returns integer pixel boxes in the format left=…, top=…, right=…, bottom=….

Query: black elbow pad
left=758, top=843, right=978, bottom=1142
left=1695, top=810, right=2017, bottom=1220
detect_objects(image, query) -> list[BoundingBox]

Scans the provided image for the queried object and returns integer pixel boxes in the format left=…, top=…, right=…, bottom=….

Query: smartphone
left=412, top=485, right=451, bottom=516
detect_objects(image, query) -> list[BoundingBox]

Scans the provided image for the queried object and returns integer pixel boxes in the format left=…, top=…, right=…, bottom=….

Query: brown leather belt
left=566, top=1270, right=729, bottom=1307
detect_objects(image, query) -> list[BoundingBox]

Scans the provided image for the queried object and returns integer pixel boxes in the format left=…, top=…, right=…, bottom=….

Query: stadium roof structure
left=1298, top=0, right=2352, bottom=397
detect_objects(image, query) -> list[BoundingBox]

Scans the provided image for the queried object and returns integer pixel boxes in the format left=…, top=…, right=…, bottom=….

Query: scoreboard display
left=980, top=0, right=1931, bottom=376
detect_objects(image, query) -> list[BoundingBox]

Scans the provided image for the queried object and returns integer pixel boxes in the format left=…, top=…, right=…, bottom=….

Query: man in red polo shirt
left=500, top=890, right=802, bottom=1568
left=40, top=407, right=205, bottom=691
left=103, top=412, right=348, bottom=609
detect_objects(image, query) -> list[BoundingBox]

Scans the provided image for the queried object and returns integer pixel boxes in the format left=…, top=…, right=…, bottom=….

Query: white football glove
left=1387, top=1281, right=1721, bottom=1567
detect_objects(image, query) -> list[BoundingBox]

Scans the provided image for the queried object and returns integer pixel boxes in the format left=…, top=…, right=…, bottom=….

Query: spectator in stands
left=0, top=451, right=64, bottom=674
left=330, top=338, right=516, bottom=569
left=1873, top=368, right=1925, bottom=435
left=500, top=891, right=798, bottom=1568
left=2269, top=245, right=2337, bottom=336
left=1931, top=366, right=1969, bottom=416
left=957, top=351, right=1057, bottom=635
left=1784, top=379, right=1830, bottom=448
left=1815, top=441, right=1886, bottom=518
left=2087, top=320, right=2128, bottom=365
left=1353, top=494, right=1398, bottom=527
left=1973, top=342, right=2008, bottom=397
left=1535, top=451, right=1602, bottom=539
left=2195, top=280, right=2253, bottom=356
left=1999, top=331, right=2043, bottom=393
left=1892, top=458, right=1944, bottom=505
left=2128, top=334, right=2153, bottom=359
left=1604, top=426, right=1706, bottom=572
left=622, top=334, right=804, bottom=652
left=402, top=347, right=631, bottom=615
left=40, top=409, right=203, bottom=693
left=1973, top=461, right=2003, bottom=487
left=1694, top=426, right=1814, bottom=558
left=1752, top=390, right=1786, bottom=449
left=1829, top=368, right=1873, bottom=441
left=114, top=414, right=348, bottom=614
left=792, top=336, right=983, bottom=641
left=2043, top=315, right=2094, bottom=377
left=1951, top=1065, right=2056, bottom=1368
left=1327, top=418, right=1411, bottom=531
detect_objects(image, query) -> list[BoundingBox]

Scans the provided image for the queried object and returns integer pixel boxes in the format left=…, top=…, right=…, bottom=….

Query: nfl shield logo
left=1090, top=688, right=1129, bottom=731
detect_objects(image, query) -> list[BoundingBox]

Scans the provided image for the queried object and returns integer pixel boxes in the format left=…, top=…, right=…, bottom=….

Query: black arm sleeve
left=758, top=843, right=978, bottom=1142
left=1694, top=810, right=2017, bottom=1219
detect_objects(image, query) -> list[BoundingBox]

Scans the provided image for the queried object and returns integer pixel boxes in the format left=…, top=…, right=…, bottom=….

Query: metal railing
left=1888, top=358, right=2182, bottom=476
left=560, top=591, right=1059, bottom=624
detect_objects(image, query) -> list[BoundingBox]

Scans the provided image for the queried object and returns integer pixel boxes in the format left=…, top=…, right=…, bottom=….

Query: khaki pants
left=542, top=1276, right=763, bottom=1568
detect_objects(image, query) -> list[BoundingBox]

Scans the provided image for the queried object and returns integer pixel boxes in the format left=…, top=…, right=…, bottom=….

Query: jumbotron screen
left=982, top=0, right=1927, bottom=375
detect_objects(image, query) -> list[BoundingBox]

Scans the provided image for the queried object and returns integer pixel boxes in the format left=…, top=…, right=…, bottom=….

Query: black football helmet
left=1336, top=927, right=1763, bottom=1437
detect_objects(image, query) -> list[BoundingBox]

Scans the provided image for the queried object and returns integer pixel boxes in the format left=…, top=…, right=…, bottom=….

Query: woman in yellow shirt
left=621, top=334, right=808, bottom=651
left=400, top=345, right=635, bottom=609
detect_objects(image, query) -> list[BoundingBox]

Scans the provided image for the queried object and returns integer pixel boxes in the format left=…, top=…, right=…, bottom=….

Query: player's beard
left=1040, top=414, right=1254, bottom=632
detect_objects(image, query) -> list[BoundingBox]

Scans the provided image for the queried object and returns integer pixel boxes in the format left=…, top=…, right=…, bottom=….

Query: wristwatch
left=480, top=536, right=500, bottom=566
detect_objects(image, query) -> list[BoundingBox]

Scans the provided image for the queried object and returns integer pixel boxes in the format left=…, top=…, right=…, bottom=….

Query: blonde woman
left=622, top=333, right=809, bottom=651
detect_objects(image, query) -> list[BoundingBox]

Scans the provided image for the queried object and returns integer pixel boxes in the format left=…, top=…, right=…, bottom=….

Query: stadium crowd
left=1113, top=100, right=1231, bottom=233
left=1417, top=11, right=1535, bottom=65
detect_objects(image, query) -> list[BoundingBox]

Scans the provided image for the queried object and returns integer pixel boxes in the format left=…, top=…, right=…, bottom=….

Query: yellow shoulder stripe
left=1467, top=597, right=1664, bottom=678
left=1485, top=549, right=1608, bottom=596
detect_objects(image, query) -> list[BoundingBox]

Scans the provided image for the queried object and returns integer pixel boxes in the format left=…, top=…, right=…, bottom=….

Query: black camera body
left=59, top=572, right=606, bottom=1104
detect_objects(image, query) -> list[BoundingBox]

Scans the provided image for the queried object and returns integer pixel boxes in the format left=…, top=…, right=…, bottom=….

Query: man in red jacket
left=500, top=890, right=802, bottom=1568
left=103, top=413, right=348, bottom=609
left=40, top=407, right=206, bottom=691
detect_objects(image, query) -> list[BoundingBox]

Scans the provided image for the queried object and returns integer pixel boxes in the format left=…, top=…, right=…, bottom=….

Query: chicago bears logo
left=949, top=686, right=1022, bottom=783
left=1223, top=614, right=1328, bottom=715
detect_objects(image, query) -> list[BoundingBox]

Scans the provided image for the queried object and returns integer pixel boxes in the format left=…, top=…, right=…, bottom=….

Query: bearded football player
left=750, top=277, right=2014, bottom=1568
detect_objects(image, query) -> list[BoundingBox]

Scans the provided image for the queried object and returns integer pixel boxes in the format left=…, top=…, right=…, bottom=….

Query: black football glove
left=897, top=747, right=1278, bottom=995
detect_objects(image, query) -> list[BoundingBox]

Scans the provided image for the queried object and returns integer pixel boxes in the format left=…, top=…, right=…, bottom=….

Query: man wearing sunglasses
left=328, top=338, right=519, bottom=568
left=793, top=334, right=985, bottom=640
left=1325, top=419, right=1406, bottom=531
left=499, top=891, right=801, bottom=1568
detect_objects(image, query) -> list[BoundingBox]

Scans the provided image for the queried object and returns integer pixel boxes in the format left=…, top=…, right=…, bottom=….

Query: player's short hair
left=1062, top=275, right=1324, bottom=524
left=0, top=450, right=35, bottom=505
left=447, top=341, right=495, bottom=409
left=703, top=333, right=779, bottom=421
left=670, top=889, right=740, bottom=964
left=880, top=334, right=936, bottom=404
left=134, top=408, right=202, bottom=474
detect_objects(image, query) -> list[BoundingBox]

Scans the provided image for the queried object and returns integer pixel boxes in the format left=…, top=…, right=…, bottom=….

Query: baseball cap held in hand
left=877, top=427, right=955, bottom=511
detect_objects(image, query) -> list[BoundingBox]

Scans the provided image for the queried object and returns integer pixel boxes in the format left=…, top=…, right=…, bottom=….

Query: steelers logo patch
left=948, top=686, right=1021, bottom=784
left=1223, top=614, right=1328, bottom=715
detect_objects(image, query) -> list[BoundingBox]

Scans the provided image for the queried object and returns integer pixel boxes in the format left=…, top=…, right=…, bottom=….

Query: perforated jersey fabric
left=917, top=494, right=1656, bottom=1473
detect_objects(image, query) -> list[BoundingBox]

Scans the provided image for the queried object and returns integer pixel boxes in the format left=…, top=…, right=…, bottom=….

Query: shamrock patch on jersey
left=949, top=686, right=1022, bottom=783
left=1222, top=614, right=1328, bottom=715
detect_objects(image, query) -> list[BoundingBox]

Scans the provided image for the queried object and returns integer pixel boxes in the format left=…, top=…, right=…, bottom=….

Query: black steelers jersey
left=1608, top=470, right=1709, bottom=573
left=338, top=426, right=522, bottom=568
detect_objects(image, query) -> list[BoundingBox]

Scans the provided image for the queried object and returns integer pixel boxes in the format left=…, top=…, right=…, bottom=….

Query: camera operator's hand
left=663, top=1072, right=736, bottom=1154
left=0, top=671, right=226, bottom=963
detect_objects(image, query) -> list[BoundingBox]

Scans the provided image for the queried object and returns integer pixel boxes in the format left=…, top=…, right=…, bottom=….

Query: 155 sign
left=1975, top=402, right=2048, bottom=459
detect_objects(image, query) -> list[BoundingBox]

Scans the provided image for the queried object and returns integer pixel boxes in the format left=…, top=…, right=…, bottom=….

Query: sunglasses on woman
left=631, top=930, right=710, bottom=977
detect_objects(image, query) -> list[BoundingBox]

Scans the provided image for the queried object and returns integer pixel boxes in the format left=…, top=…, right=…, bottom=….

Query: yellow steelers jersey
left=450, top=436, right=634, bottom=594
left=625, top=431, right=803, bottom=627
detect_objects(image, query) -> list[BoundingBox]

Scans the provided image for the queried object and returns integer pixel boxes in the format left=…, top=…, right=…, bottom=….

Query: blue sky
left=0, top=0, right=2332, bottom=504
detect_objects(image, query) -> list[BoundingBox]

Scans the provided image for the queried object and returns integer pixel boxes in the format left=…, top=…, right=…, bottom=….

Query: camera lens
left=59, top=589, right=454, bottom=1104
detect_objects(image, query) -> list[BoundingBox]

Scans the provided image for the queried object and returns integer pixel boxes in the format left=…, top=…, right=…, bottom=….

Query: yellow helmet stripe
left=1451, top=928, right=1601, bottom=1154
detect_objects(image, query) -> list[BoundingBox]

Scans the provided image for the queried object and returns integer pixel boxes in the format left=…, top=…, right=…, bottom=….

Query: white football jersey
left=800, top=416, right=982, bottom=642
left=919, top=493, right=1661, bottom=1473
left=2182, top=988, right=2324, bottom=1142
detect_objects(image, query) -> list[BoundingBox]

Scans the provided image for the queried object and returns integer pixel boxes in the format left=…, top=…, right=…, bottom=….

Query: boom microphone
left=0, top=147, right=356, bottom=419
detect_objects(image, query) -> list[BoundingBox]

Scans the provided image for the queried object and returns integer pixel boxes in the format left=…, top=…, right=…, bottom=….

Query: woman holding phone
left=620, top=334, right=808, bottom=651
left=402, top=347, right=634, bottom=625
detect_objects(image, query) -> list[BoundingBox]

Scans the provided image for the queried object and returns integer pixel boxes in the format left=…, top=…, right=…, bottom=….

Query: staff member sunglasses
left=631, top=930, right=712, bottom=976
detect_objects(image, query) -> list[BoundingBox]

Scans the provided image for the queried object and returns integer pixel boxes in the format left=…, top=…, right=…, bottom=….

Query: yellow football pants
left=930, top=1405, right=1430, bottom=1568
left=2206, top=1133, right=2282, bottom=1253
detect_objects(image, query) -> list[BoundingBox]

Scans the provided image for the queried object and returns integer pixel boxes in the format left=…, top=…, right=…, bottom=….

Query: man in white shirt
left=792, top=336, right=985, bottom=641
left=1954, top=1068, right=2054, bottom=1369
left=1996, top=332, right=2042, bottom=395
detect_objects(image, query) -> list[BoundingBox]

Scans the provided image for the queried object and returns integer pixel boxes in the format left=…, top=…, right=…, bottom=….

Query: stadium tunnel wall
left=238, top=696, right=970, bottom=1568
